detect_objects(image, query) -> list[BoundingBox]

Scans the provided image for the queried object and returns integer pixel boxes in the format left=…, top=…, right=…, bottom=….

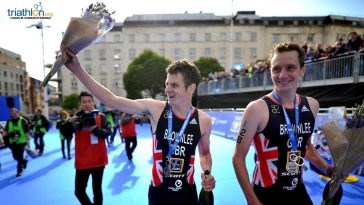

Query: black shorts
left=148, top=183, right=198, bottom=205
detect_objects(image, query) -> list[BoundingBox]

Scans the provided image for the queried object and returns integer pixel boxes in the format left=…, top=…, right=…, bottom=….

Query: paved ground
left=0, top=124, right=363, bottom=205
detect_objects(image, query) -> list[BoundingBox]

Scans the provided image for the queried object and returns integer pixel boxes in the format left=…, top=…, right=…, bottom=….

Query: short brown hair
left=268, top=42, right=305, bottom=68
left=166, top=60, right=201, bottom=89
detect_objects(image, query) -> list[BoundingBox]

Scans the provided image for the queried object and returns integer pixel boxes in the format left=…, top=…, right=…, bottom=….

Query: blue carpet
left=0, top=124, right=362, bottom=205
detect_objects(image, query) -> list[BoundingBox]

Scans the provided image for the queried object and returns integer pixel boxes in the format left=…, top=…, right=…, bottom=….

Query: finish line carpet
left=0, top=124, right=363, bottom=205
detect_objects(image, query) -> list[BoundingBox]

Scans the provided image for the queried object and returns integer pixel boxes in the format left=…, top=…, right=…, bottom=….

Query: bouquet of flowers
left=321, top=100, right=364, bottom=205
left=41, top=2, right=115, bottom=87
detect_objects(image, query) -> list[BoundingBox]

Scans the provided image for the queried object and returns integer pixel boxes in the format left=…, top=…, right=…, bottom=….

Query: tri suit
left=149, top=103, right=201, bottom=205
left=252, top=94, right=315, bottom=205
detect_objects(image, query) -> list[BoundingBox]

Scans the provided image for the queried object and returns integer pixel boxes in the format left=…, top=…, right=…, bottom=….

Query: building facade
left=60, top=11, right=364, bottom=101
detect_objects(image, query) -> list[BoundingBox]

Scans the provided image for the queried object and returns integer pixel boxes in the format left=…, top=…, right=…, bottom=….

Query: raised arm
left=232, top=100, right=266, bottom=205
left=64, top=50, right=164, bottom=121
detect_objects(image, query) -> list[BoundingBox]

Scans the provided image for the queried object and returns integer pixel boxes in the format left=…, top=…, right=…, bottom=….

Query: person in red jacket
left=67, top=91, right=111, bottom=205
left=120, top=113, right=137, bottom=161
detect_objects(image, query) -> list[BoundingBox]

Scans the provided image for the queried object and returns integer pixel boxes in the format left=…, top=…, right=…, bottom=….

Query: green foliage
left=193, top=57, right=225, bottom=78
left=123, top=50, right=171, bottom=99
left=61, top=93, right=79, bottom=110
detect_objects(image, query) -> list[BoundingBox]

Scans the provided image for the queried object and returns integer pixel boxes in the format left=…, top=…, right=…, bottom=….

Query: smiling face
left=270, top=50, right=305, bottom=93
left=165, top=73, right=195, bottom=107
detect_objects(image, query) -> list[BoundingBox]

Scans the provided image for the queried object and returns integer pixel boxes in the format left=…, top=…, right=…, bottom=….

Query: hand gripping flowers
left=41, top=2, right=115, bottom=87
left=321, top=100, right=364, bottom=205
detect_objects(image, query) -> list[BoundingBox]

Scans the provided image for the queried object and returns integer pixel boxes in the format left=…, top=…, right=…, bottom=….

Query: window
left=189, top=48, right=196, bottom=59
left=159, top=33, right=166, bottom=42
left=219, top=48, right=226, bottom=59
left=99, top=64, right=107, bottom=74
left=85, top=64, right=92, bottom=74
left=20, top=75, right=23, bottom=82
left=128, top=34, right=135, bottom=43
left=205, top=33, right=211, bottom=42
left=307, top=34, right=315, bottom=42
left=290, top=35, right=297, bottom=42
left=3, top=71, right=7, bottom=77
left=113, top=49, right=121, bottom=59
left=84, top=50, right=91, bottom=60
left=144, top=34, right=150, bottom=43
left=235, top=32, right=242, bottom=41
left=272, top=34, right=280, bottom=43
left=16, top=84, right=19, bottom=91
left=189, top=33, right=196, bottom=42
left=204, top=48, right=212, bottom=56
left=234, top=48, right=242, bottom=58
left=71, top=79, right=77, bottom=89
left=114, top=79, right=122, bottom=88
left=113, top=34, right=121, bottom=42
left=99, top=49, right=106, bottom=60
left=174, top=33, right=181, bottom=42
left=159, top=48, right=166, bottom=57
left=174, top=48, right=182, bottom=59
left=114, top=64, right=121, bottom=73
left=129, top=49, right=136, bottom=60
left=220, top=32, right=227, bottom=41
left=249, top=48, right=257, bottom=58
left=250, top=32, right=257, bottom=42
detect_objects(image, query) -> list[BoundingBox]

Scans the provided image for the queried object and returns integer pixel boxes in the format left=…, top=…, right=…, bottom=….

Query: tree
left=61, top=93, right=79, bottom=111
left=123, top=50, right=171, bottom=99
left=193, top=57, right=225, bottom=79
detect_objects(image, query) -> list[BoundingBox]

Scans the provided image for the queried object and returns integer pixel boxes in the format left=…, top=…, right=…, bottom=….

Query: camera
left=77, top=110, right=99, bottom=128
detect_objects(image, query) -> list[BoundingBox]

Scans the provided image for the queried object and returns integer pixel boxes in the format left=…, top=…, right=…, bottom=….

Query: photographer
left=3, top=108, right=30, bottom=177
left=66, top=91, right=111, bottom=205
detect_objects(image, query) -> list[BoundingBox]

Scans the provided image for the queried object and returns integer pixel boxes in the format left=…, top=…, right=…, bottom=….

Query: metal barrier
left=198, top=52, right=364, bottom=95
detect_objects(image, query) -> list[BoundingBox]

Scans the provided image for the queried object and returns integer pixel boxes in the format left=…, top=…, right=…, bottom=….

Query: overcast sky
left=1, top=0, right=363, bottom=81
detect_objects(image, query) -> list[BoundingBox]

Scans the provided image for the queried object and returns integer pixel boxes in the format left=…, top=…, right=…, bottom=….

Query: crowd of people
left=203, top=31, right=364, bottom=84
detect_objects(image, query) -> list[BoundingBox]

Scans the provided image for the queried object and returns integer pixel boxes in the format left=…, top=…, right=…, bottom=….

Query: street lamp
left=27, top=7, right=50, bottom=118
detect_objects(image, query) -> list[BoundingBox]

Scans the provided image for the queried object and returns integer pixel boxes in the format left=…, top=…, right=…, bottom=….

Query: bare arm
left=232, top=100, right=266, bottom=205
left=198, top=110, right=216, bottom=191
left=304, top=97, right=331, bottom=174
left=64, top=50, right=164, bottom=124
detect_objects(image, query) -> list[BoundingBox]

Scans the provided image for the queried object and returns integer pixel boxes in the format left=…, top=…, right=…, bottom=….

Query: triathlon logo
left=8, top=2, right=53, bottom=20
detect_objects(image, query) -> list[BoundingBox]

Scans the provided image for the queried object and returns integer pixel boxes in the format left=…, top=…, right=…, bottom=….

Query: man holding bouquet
left=64, top=52, right=215, bottom=205
left=233, top=42, right=333, bottom=205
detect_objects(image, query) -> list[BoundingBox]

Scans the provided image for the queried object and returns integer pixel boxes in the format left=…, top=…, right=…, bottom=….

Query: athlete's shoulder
left=196, top=109, right=211, bottom=122
left=305, top=96, right=319, bottom=116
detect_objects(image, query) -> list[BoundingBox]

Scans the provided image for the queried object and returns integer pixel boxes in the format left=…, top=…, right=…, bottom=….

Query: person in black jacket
left=56, top=110, right=74, bottom=160
left=31, top=108, right=49, bottom=155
